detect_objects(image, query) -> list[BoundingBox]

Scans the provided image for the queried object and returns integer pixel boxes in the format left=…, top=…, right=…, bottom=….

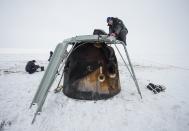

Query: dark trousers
left=117, top=30, right=127, bottom=45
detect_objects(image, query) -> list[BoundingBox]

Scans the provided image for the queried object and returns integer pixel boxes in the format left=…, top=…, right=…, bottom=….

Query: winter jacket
left=108, top=18, right=128, bottom=36
left=25, top=61, right=39, bottom=74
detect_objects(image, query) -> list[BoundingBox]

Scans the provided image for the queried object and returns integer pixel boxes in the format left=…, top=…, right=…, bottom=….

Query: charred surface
left=63, top=42, right=121, bottom=100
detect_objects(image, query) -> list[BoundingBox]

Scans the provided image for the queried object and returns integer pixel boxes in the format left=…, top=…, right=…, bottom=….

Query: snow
left=0, top=51, right=189, bottom=131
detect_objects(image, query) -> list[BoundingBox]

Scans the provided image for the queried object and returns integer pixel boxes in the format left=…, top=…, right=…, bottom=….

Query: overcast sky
left=0, top=0, right=189, bottom=57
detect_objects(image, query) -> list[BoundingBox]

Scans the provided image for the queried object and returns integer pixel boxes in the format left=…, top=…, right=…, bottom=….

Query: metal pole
left=54, top=43, right=76, bottom=91
left=122, top=44, right=142, bottom=99
left=57, top=70, right=64, bottom=89
left=30, top=42, right=69, bottom=124
left=54, top=68, right=64, bottom=93
left=114, top=44, right=134, bottom=80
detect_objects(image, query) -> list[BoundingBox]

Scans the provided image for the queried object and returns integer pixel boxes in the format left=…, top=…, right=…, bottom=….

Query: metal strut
left=113, top=42, right=142, bottom=99
left=114, top=44, right=134, bottom=79
left=30, top=42, right=69, bottom=124
left=54, top=43, right=77, bottom=92
left=56, top=63, right=65, bottom=88
left=122, top=44, right=142, bottom=99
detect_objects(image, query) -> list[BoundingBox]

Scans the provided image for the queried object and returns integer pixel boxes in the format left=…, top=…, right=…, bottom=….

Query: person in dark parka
left=25, top=60, right=40, bottom=74
left=107, top=17, right=128, bottom=45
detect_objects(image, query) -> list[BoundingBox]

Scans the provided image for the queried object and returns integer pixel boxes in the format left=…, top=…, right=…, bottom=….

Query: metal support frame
left=114, top=44, right=134, bottom=79
left=30, top=35, right=142, bottom=124
left=55, top=43, right=76, bottom=91
left=122, top=42, right=142, bottom=99
left=30, top=42, right=69, bottom=124
left=112, top=40, right=142, bottom=99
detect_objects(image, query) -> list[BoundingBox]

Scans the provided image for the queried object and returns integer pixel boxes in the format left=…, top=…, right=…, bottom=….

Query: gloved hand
left=110, top=33, right=116, bottom=37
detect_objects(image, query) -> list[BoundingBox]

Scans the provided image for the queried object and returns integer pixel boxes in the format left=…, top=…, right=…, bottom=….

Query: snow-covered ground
left=0, top=51, right=189, bottom=131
